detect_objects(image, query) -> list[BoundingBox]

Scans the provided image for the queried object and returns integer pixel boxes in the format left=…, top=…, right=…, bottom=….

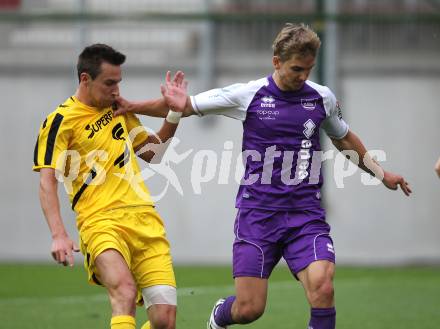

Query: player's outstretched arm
left=39, top=168, right=79, bottom=266
left=114, top=96, right=168, bottom=118
left=331, top=130, right=412, bottom=196
left=113, top=71, right=195, bottom=118
left=435, top=157, right=440, bottom=178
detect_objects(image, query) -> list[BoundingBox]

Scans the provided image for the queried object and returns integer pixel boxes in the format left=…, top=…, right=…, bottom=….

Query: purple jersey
left=191, top=75, right=348, bottom=211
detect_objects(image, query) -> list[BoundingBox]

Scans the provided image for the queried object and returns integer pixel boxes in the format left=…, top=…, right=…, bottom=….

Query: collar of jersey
left=70, top=95, right=107, bottom=113
left=267, top=75, right=307, bottom=99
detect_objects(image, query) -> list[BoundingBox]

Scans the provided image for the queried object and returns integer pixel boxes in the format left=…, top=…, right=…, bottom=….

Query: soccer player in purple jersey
left=114, top=23, right=411, bottom=329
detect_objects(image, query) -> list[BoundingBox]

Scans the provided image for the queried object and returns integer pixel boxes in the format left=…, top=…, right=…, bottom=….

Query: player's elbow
left=331, top=137, right=348, bottom=152
left=39, top=179, right=55, bottom=203
left=136, top=147, right=166, bottom=163
left=137, top=151, right=155, bottom=163
left=331, top=130, right=358, bottom=152
left=146, top=148, right=167, bottom=164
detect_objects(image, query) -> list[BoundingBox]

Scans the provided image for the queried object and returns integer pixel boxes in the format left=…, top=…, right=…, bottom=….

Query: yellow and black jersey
left=33, top=96, right=154, bottom=228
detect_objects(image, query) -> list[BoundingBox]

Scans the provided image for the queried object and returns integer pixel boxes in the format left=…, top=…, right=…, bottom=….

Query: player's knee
left=150, top=312, right=176, bottom=329
left=149, top=306, right=176, bottom=329
left=319, top=280, right=334, bottom=300
left=235, top=300, right=265, bottom=324
left=112, top=279, right=138, bottom=303
left=309, top=279, right=334, bottom=305
left=106, top=279, right=137, bottom=315
left=143, top=286, right=177, bottom=329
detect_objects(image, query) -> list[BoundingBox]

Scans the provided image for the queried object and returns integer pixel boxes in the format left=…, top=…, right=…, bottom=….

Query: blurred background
left=0, top=0, right=439, bottom=266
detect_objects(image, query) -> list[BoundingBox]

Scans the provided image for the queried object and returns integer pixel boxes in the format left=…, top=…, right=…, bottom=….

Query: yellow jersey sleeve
left=125, top=113, right=149, bottom=150
left=33, top=110, right=71, bottom=172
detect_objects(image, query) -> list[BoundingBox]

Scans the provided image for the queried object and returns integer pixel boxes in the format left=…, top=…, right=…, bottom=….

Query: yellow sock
left=140, top=320, right=151, bottom=329
left=110, top=315, right=136, bottom=329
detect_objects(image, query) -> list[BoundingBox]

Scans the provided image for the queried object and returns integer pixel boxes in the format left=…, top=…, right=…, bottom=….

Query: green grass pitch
left=0, top=264, right=439, bottom=328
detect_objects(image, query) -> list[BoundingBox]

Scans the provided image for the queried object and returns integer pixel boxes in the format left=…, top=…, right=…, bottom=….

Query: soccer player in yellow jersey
left=33, top=44, right=187, bottom=329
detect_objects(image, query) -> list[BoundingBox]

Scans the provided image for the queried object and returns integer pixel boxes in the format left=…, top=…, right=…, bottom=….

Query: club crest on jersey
left=301, top=98, right=318, bottom=111
left=112, top=123, right=126, bottom=141
left=260, top=95, right=276, bottom=108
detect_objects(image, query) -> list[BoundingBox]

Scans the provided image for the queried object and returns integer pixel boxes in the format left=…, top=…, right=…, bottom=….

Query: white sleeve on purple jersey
left=190, top=77, right=269, bottom=121
left=307, top=80, right=349, bottom=140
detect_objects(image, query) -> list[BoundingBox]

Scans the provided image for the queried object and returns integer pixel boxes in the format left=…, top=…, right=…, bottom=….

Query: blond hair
left=272, top=23, right=321, bottom=61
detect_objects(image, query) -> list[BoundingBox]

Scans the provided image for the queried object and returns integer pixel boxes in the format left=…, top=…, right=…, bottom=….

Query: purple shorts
left=233, top=208, right=335, bottom=279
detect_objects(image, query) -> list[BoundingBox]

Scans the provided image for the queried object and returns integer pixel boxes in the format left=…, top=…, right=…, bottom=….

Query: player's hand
left=51, top=233, right=80, bottom=267
left=160, top=70, right=188, bottom=113
left=382, top=171, right=412, bottom=196
left=113, top=96, right=133, bottom=117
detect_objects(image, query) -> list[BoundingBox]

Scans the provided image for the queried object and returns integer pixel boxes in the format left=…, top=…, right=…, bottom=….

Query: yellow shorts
left=79, top=206, right=176, bottom=294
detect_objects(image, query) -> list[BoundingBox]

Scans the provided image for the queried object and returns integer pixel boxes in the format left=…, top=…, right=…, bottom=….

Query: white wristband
left=166, top=110, right=182, bottom=124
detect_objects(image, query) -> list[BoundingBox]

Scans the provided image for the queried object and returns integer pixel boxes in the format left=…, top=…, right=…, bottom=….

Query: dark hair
left=77, top=44, right=126, bottom=82
left=272, top=23, right=321, bottom=61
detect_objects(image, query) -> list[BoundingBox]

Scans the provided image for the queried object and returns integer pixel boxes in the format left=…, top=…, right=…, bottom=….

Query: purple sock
left=214, top=296, right=236, bottom=327
left=308, top=307, right=336, bottom=329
